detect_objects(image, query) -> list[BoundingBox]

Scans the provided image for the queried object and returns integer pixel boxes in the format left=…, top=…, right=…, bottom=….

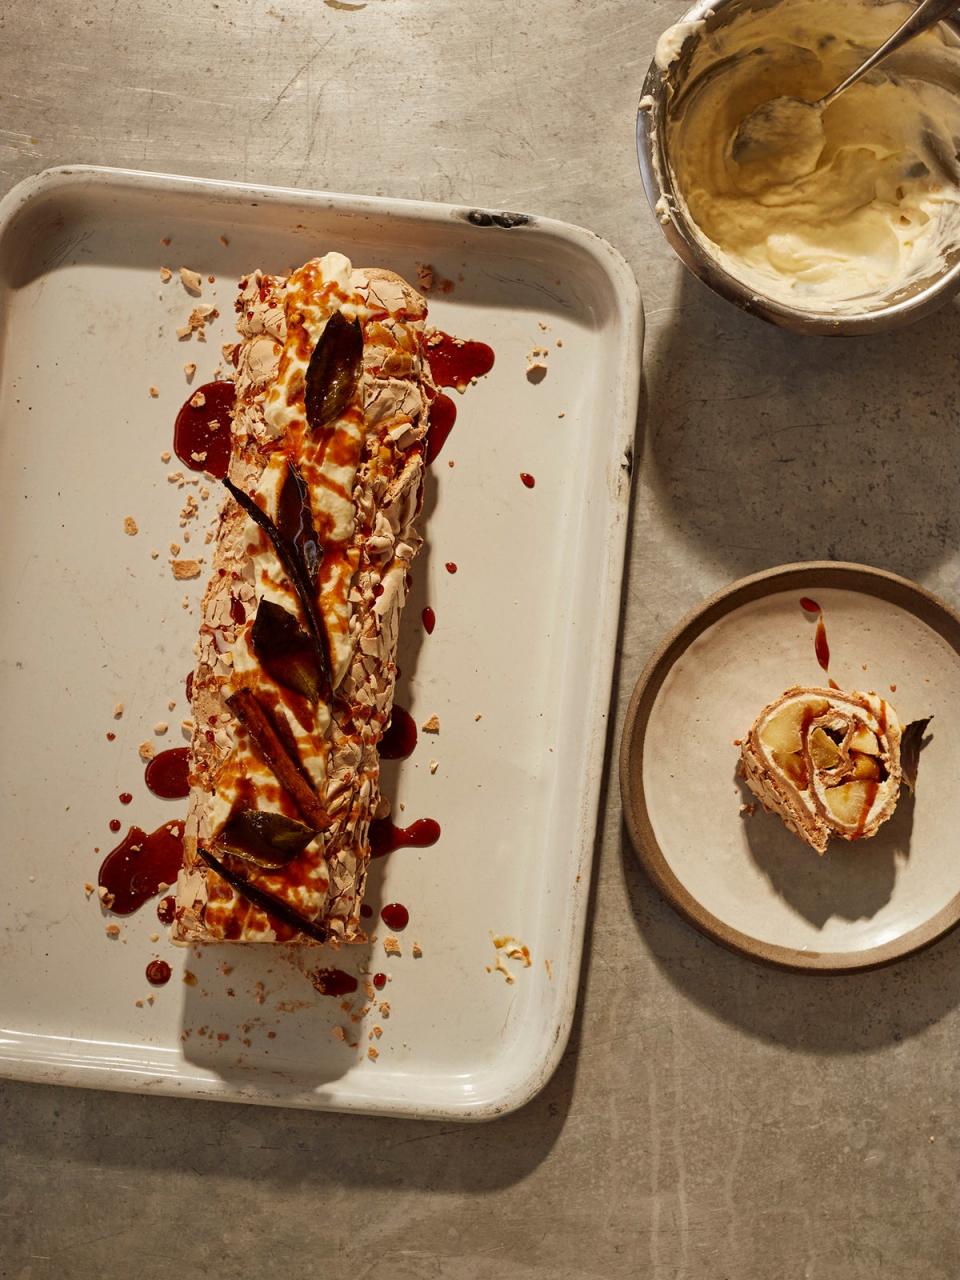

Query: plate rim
left=619, top=560, right=960, bottom=975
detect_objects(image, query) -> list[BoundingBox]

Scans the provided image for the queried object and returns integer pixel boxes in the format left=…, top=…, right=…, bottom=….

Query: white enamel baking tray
left=0, top=166, right=641, bottom=1119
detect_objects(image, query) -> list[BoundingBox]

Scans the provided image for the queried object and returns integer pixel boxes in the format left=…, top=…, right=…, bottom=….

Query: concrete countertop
left=1, top=0, right=958, bottom=1275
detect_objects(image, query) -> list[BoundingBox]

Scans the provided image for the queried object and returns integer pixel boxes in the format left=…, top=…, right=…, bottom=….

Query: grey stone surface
left=2, top=0, right=960, bottom=1275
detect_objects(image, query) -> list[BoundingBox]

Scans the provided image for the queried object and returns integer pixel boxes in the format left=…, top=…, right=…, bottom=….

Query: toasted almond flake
left=181, top=718, right=195, bottom=733
left=383, top=936, right=401, bottom=957
left=429, top=759, right=439, bottom=774
left=170, top=542, right=181, bottom=556
left=179, top=266, right=203, bottom=294
left=159, top=266, right=172, bottom=283
left=149, top=386, right=159, bottom=398
left=379, top=1001, right=391, bottom=1018
left=184, top=362, right=197, bottom=380
left=422, top=714, right=440, bottom=734
left=372, top=1025, right=383, bottom=1038
left=190, top=390, right=206, bottom=409
left=138, top=741, right=156, bottom=762
left=367, top=1046, right=379, bottom=1062
left=154, top=721, right=169, bottom=735
left=113, top=703, right=124, bottom=718
left=412, top=942, right=423, bottom=958
left=83, top=882, right=95, bottom=897
left=172, top=559, right=201, bottom=579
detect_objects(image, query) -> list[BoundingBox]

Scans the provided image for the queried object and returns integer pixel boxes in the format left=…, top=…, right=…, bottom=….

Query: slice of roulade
left=740, top=687, right=904, bottom=854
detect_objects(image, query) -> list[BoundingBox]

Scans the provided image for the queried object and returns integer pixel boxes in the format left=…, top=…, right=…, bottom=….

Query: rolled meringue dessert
left=740, top=687, right=927, bottom=854
left=173, top=253, right=432, bottom=944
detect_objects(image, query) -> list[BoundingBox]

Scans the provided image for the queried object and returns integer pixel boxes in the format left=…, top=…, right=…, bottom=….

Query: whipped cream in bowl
left=637, top=0, right=960, bottom=332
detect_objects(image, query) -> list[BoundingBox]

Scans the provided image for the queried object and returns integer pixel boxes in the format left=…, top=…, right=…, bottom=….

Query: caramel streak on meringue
left=740, top=686, right=903, bottom=854
left=174, top=256, right=432, bottom=944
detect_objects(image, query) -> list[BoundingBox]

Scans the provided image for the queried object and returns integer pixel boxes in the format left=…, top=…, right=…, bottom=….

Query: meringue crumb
left=384, top=936, right=402, bottom=957
left=189, top=390, right=206, bottom=409
left=135, top=999, right=143, bottom=1008
left=379, top=1001, right=391, bottom=1018
left=172, top=559, right=202, bottom=579
left=113, top=703, right=124, bottom=718
left=412, top=942, right=423, bottom=958
left=148, top=385, right=159, bottom=398
left=526, top=346, right=549, bottom=383
left=367, top=1047, right=379, bottom=1062
left=179, top=266, right=203, bottom=294
left=153, top=721, right=169, bottom=736
left=184, top=362, right=197, bottom=380
left=83, top=882, right=95, bottom=897
left=167, top=699, right=176, bottom=711
left=422, top=714, right=440, bottom=734
left=150, top=933, right=160, bottom=943
left=98, top=886, right=115, bottom=907
left=150, top=549, right=160, bottom=560
left=170, top=542, right=181, bottom=556
left=371, top=1025, right=383, bottom=1039
left=105, top=923, right=121, bottom=939
left=159, top=266, right=172, bottom=282
left=138, top=741, right=156, bottom=762
left=739, top=802, right=758, bottom=817
left=161, top=450, right=172, bottom=463
left=538, top=320, right=549, bottom=331
left=331, top=1025, right=347, bottom=1042
left=219, top=234, right=230, bottom=246
left=415, top=262, right=435, bottom=292
left=429, top=759, right=439, bottom=774
left=181, top=718, right=196, bottom=733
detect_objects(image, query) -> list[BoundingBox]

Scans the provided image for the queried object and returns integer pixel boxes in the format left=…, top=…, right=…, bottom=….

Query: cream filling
left=662, top=0, right=960, bottom=311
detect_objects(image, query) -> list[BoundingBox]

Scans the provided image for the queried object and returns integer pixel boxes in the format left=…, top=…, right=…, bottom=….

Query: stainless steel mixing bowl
left=636, top=0, right=960, bottom=334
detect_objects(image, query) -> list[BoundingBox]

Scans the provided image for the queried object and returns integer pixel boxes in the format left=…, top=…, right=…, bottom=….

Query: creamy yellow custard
left=659, top=0, right=960, bottom=312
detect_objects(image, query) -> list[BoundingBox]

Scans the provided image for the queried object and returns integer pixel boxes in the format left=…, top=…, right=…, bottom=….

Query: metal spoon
left=733, top=0, right=960, bottom=176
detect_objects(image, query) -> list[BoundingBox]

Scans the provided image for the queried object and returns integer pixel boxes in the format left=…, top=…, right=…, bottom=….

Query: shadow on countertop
left=620, top=824, right=960, bottom=1055
left=643, top=272, right=960, bottom=583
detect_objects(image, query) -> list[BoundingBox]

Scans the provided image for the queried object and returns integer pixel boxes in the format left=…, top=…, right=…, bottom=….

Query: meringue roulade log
left=740, top=687, right=903, bottom=854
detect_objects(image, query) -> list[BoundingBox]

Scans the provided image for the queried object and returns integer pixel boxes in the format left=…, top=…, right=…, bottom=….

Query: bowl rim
left=636, top=0, right=960, bottom=335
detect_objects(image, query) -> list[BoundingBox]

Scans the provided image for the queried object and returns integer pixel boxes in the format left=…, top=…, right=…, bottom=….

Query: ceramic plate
left=620, top=562, right=960, bottom=973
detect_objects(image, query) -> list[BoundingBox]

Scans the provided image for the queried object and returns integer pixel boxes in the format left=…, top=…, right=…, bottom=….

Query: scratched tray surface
left=0, top=167, right=641, bottom=1118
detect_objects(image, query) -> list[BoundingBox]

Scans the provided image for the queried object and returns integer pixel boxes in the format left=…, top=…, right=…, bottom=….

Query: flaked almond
left=159, top=266, right=173, bottom=282
left=179, top=266, right=203, bottom=294
left=172, top=559, right=202, bottom=579
left=422, top=714, right=440, bottom=734
left=123, top=516, right=138, bottom=536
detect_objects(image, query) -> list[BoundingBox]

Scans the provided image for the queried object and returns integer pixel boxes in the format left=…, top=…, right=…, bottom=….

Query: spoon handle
left=821, top=0, right=959, bottom=107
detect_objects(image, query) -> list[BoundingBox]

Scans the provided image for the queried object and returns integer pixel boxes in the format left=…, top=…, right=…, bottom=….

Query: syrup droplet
left=173, top=380, right=235, bottom=479
left=145, top=959, right=172, bottom=986
left=379, top=705, right=417, bottom=760
left=422, top=606, right=436, bottom=635
left=380, top=902, right=410, bottom=931
left=369, top=817, right=441, bottom=858
left=144, top=747, right=191, bottom=800
left=520, top=472, right=536, bottom=488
